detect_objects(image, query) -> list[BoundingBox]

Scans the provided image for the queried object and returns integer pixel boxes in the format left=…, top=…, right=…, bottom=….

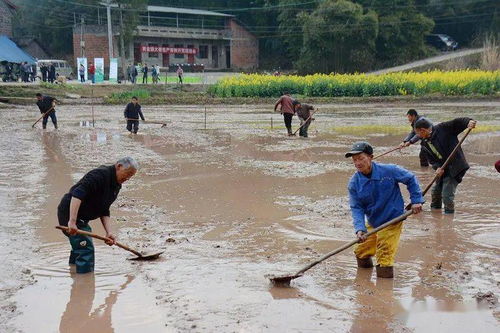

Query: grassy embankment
left=1, top=69, right=499, bottom=106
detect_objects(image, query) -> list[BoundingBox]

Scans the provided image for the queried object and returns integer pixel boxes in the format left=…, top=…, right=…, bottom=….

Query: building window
left=149, top=43, right=159, bottom=58
left=199, top=45, right=208, bottom=59
left=174, top=44, right=184, bottom=59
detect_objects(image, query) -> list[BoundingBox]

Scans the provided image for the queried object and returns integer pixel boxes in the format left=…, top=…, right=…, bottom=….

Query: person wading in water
left=274, top=91, right=296, bottom=136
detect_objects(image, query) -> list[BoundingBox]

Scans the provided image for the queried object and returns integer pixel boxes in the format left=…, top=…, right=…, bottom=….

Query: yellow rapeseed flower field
left=209, top=70, right=500, bottom=97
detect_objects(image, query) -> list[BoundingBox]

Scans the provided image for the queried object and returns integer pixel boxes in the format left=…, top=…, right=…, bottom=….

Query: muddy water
left=1, top=101, right=499, bottom=332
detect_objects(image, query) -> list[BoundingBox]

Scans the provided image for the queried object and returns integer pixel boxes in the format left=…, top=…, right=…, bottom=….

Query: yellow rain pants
left=354, top=221, right=403, bottom=267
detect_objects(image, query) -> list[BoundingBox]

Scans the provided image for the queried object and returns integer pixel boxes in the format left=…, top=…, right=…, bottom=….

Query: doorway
left=162, top=44, right=169, bottom=67
left=187, top=44, right=194, bottom=64
left=225, top=45, right=231, bottom=69
left=212, top=45, right=218, bottom=68
left=133, top=43, right=142, bottom=64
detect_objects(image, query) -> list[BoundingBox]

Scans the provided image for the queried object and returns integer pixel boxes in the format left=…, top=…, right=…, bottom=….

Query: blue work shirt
left=348, top=162, right=424, bottom=233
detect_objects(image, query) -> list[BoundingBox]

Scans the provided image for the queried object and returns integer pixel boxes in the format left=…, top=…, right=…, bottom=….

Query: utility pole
left=119, top=3, right=126, bottom=79
left=106, top=0, right=113, bottom=61
left=80, top=16, right=85, bottom=57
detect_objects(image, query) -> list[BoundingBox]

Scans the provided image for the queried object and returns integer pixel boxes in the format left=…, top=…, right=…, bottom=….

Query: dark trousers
left=178, top=75, right=183, bottom=84
left=80, top=74, right=85, bottom=83
left=57, top=209, right=94, bottom=274
left=431, top=175, right=459, bottom=213
left=142, top=74, right=148, bottom=84
left=42, top=112, right=57, bottom=129
left=283, top=113, right=293, bottom=135
left=419, top=147, right=429, bottom=167
left=42, top=73, right=47, bottom=82
left=127, top=119, right=139, bottom=133
left=298, top=116, right=311, bottom=137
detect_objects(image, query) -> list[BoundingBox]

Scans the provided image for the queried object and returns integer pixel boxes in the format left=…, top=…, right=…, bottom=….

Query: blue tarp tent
left=0, top=35, right=36, bottom=64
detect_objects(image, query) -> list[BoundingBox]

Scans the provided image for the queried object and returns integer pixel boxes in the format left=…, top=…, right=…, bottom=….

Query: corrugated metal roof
left=105, top=3, right=234, bottom=17
left=146, top=6, right=234, bottom=17
left=0, top=36, right=36, bottom=64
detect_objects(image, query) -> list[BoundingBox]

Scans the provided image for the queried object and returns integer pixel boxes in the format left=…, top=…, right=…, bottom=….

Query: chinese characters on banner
left=140, top=46, right=198, bottom=54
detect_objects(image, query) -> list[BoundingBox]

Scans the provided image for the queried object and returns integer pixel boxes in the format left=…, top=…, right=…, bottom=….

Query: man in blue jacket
left=415, top=117, right=476, bottom=214
left=346, top=142, right=424, bottom=278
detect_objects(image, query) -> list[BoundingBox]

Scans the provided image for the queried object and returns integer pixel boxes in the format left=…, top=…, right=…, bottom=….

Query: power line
left=257, top=13, right=494, bottom=38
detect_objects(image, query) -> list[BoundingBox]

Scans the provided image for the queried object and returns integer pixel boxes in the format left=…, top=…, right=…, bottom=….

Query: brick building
left=73, top=5, right=259, bottom=71
left=0, top=0, right=16, bottom=38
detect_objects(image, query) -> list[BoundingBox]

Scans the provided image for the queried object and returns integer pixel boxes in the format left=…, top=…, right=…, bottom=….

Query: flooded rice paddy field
left=0, top=100, right=499, bottom=332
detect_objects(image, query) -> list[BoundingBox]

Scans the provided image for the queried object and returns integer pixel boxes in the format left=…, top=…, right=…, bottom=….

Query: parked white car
left=37, top=60, right=74, bottom=80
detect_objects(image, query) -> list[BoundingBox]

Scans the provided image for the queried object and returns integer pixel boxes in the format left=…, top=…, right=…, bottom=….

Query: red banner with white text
left=140, top=46, right=197, bottom=55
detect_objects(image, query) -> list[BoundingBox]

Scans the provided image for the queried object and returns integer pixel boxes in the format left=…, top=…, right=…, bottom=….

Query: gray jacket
left=403, top=115, right=423, bottom=144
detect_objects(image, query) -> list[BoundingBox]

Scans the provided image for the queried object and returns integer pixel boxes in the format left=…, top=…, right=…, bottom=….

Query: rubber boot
left=376, top=265, right=394, bottom=278
left=430, top=194, right=442, bottom=210
left=444, top=199, right=454, bottom=214
left=69, top=250, right=77, bottom=265
left=356, top=257, right=374, bottom=268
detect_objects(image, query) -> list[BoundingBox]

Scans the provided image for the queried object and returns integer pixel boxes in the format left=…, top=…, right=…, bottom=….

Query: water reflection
left=79, top=132, right=121, bottom=143
left=59, top=273, right=134, bottom=333
left=350, top=268, right=406, bottom=332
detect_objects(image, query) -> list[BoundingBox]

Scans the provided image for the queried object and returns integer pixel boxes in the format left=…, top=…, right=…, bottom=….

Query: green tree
left=356, top=0, right=434, bottom=67
left=295, top=0, right=378, bottom=73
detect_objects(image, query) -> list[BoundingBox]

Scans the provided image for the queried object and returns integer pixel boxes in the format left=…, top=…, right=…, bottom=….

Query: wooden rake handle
left=56, top=226, right=142, bottom=257
left=420, top=127, right=473, bottom=197
left=126, top=118, right=168, bottom=126
left=373, top=146, right=402, bottom=160
left=32, top=106, right=55, bottom=128
left=294, top=210, right=413, bottom=276
left=293, top=109, right=318, bottom=135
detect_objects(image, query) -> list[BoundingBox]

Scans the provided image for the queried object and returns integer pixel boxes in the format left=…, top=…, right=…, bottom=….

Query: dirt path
left=369, top=48, right=485, bottom=74
left=1, top=101, right=499, bottom=332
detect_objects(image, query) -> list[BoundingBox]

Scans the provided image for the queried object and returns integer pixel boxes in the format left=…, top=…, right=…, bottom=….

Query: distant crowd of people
left=1, top=61, right=187, bottom=84
left=126, top=63, right=184, bottom=85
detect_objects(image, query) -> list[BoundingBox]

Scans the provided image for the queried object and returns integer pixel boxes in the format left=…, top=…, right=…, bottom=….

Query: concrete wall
left=228, top=19, right=258, bottom=70
left=0, top=0, right=14, bottom=37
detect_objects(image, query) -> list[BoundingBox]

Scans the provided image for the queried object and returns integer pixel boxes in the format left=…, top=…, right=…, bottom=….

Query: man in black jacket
left=40, top=64, right=48, bottom=82
left=48, top=63, right=56, bottom=84
left=142, top=64, right=148, bottom=84
left=124, top=96, right=145, bottom=134
left=415, top=117, right=476, bottom=214
left=57, top=157, right=139, bottom=273
left=399, top=109, right=429, bottom=167
left=36, top=93, right=58, bottom=129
